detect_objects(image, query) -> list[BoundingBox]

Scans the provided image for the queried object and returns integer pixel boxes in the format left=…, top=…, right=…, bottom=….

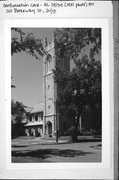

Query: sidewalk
left=12, top=135, right=101, bottom=145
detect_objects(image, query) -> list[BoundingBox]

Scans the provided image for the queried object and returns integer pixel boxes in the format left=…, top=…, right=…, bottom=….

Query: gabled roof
left=24, top=106, right=33, bottom=113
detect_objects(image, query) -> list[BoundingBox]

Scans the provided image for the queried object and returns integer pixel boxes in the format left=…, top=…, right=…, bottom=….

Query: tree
left=11, top=29, right=48, bottom=138
left=11, top=29, right=47, bottom=137
left=54, top=28, right=101, bottom=141
left=11, top=28, right=46, bottom=59
left=11, top=100, right=27, bottom=138
left=54, top=28, right=101, bottom=61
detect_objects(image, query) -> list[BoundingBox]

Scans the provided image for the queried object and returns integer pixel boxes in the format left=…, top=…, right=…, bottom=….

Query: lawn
left=12, top=136, right=101, bottom=163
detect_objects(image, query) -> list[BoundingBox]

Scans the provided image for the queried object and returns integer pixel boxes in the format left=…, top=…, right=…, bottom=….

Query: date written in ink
left=46, top=8, right=56, bottom=14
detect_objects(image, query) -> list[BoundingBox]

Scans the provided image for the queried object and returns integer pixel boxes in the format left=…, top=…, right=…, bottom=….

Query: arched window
left=46, top=54, right=52, bottom=73
left=47, top=84, right=50, bottom=89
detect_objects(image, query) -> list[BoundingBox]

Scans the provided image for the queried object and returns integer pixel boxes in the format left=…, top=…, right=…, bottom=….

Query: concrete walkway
left=12, top=135, right=101, bottom=145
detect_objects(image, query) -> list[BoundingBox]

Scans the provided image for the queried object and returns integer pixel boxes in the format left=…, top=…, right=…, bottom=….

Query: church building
left=24, top=31, right=101, bottom=137
left=24, top=38, right=73, bottom=137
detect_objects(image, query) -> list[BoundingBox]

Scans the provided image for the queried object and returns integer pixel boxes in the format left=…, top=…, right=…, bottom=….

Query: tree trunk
left=71, top=112, right=81, bottom=142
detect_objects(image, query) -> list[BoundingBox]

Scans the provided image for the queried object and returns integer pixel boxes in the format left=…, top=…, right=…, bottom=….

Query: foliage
left=11, top=100, right=27, bottom=122
left=55, top=28, right=101, bottom=60
left=11, top=100, right=27, bottom=138
left=55, top=58, right=101, bottom=112
left=54, top=28, right=101, bottom=141
left=11, top=28, right=45, bottom=59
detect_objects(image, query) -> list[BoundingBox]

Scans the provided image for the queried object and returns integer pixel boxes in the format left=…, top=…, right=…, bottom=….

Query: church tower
left=43, top=38, right=57, bottom=136
left=43, top=34, right=71, bottom=137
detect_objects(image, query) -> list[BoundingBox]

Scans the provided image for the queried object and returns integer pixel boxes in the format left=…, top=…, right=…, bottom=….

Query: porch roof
left=24, top=121, right=43, bottom=127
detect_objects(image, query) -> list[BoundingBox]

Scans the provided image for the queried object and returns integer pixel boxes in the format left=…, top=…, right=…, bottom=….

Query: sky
left=11, top=28, right=54, bottom=107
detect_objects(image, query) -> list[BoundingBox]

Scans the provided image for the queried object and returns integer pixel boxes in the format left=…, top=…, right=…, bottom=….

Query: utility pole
left=56, top=111, right=59, bottom=143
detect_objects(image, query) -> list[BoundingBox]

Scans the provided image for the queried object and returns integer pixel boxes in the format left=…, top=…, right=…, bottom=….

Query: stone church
left=24, top=39, right=73, bottom=137
left=24, top=34, right=101, bottom=137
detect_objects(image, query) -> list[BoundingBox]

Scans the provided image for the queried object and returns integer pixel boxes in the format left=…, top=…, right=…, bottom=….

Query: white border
left=4, top=18, right=113, bottom=177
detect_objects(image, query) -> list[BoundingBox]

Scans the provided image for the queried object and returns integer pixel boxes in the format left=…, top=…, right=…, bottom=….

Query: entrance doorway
left=47, top=121, right=52, bottom=135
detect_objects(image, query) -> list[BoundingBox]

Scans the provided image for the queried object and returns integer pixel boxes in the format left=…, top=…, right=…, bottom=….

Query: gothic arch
left=46, top=54, right=52, bottom=73
left=47, top=121, right=52, bottom=135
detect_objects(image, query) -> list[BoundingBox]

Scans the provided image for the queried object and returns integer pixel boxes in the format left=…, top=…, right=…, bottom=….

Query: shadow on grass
left=76, top=138, right=101, bottom=143
left=12, top=145, right=28, bottom=148
left=12, top=148, right=94, bottom=160
left=90, top=144, right=102, bottom=150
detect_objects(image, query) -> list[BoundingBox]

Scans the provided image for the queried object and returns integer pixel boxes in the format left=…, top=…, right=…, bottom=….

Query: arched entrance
left=47, top=121, right=52, bottom=135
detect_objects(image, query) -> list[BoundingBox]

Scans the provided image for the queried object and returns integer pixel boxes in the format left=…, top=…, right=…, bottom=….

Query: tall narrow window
left=46, top=54, right=52, bottom=73
left=35, top=114, right=38, bottom=121
left=29, top=116, right=32, bottom=122
left=41, top=113, right=43, bottom=120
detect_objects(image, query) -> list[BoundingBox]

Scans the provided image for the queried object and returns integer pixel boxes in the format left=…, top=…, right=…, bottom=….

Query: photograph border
left=5, top=18, right=113, bottom=172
